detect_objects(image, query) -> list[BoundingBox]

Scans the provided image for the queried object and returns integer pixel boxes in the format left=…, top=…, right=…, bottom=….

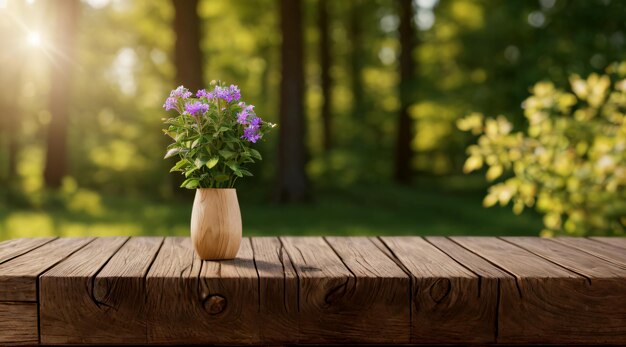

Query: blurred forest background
left=0, top=0, right=624, bottom=239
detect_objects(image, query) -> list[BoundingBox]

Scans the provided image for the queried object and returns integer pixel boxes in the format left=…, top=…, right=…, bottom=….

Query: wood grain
left=280, top=237, right=408, bottom=344
left=504, top=237, right=626, bottom=278
left=147, top=237, right=259, bottom=344
left=250, top=237, right=298, bottom=344
left=191, top=188, right=242, bottom=260
left=39, top=236, right=129, bottom=345
left=453, top=236, right=626, bottom=345
left=280, top=236, right=353, bottom=344
left=552, top=237, right=626, bottom=269
left=0, top=302, right=38, bottom=346
left=0, top=236, right=624, bottom=346
left=326, top=237, right=410, bottom=344
left=0, top=237, right=93, bottom=301
left=591, top=236, right=626, bottom=250
left=381, top=236, right=495, bottom=344
left=40, top=237, right=161, bottom=344
left=0, top=237, right=56, bottom=265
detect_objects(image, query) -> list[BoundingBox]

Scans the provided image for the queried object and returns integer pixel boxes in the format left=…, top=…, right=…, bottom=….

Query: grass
left=0, top=181, right=543, bottom=240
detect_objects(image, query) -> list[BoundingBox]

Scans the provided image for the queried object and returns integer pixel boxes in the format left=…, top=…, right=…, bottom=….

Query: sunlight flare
left=27, top=31, right=41, bottom=46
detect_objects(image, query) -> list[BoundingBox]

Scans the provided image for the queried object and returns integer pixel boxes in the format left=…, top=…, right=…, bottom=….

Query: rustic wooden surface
left=0, top=236, right=625, bottom=346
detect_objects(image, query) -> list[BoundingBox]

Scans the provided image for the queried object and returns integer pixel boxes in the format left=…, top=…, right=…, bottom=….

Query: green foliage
left=459, top=63, right=626, bottom=236
left=162, top=82, right=275, bottom=189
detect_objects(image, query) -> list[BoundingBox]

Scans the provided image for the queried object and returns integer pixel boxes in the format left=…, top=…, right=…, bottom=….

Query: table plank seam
left=498, top=237, right=592, bottom=284
left=423, top=237, right=484, bottom=296
left=322, top=237, right=357, bottom=280
left=447, top=237, right=524, bottom=298
left=321, top=237, right=358, bottom=317
left=278, top=237, right=300, bottom=312
left=552, top=238, right=626, bottom=270
left=0, top=237, right=58, bottom=267
left=424, top=237, right=502, bottom=343
left=88, top=237, right=131, bottom=310
left=371, top=237, right=414, bottom=279
left=275, top=239, right=292, bottom=314
left=274, top=238, right=294, bottom=314
left=141, top=237, right=165, bottom=343
left=589, top=237, right=626, bottom=250
left=374, top=237, right=415, bottom=340
left=36, top=237, right=98, bottom=345
left=249, top=238, right=262, bottom=314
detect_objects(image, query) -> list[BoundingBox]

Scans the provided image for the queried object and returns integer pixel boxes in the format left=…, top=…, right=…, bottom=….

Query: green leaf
left=214, top=174, right=229, bottom=182
left=194, top=157, right=207, bottom=169
left=169, top=159, right=187, bottom=172
left=191, top=138, right=201, bottom=148
left=226, top=161, right=243, bottom=177
left=164, top=147, right=182, bottom=159
left=219, top=149, right=236, bottom=159
left=180, top=178, right=199, bottom=189
left=218, top=126, right=230, bottom=133
left=206, top=156, right=219, bottom=169
left=240, top=169, right=253, bottom=177
left=248, top=148, right=262, bottom=160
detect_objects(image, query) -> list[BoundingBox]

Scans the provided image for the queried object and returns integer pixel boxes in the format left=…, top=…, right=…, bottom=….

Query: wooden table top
left=0, top=236, right=625, bottom=345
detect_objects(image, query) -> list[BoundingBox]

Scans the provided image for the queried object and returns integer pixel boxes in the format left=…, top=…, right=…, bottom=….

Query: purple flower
left=170, top=86, right=192, bottom=99
left=213, top=84, right=241, bottom=103
left=249, top=116, right=261, bottom=128
left=242, top=126, right=262, bottom=143
left=196, top=89, right=214, bottom=99
left=163, top=86, right=192, bottom=111
left=236, top=104, right=255, bottom=124
left=163, top=97, right=178, bottom=111
left=185, top=101, right=209, bottom=117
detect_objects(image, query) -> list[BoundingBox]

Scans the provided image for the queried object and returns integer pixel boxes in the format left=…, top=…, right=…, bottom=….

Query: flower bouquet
left=162, top=81, right=275, bottom=259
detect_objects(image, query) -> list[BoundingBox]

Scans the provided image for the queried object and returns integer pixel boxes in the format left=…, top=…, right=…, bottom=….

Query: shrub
left=458, top=63, right=626, bottom=236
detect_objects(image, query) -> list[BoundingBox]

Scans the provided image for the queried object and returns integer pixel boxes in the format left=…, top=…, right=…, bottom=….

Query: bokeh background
left=0, top=0, right=624, bottom=240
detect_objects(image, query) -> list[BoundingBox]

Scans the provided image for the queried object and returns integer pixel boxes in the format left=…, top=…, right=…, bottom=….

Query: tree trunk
left=277, top=0, right=309, bottom=203
left=171, top=0, right=204, bottom=195
left=394, top=0, right=416, bottom=184
left=0, top=3, right=21, bottom=183
left=318, top=0, right=332, bottom=151
left=349, top=0, right=364, bottom=121
left=172, top=0, right=204, bottom=92
left=43, top=0, right=80, bottom=189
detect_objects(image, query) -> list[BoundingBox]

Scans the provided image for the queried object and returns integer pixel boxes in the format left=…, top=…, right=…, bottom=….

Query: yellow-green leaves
left=486, top=165, right=503, bottom=181
left=456, top=112, right=484, bottom=135
left=459, top=63, right=626, bottom=236
left=206, top=156, right=219, bottom=169
left=463, top=155, right=483, bottom=173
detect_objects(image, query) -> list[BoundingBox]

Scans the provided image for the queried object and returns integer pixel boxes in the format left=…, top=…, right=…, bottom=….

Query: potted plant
left=162, top=82, right=275, bottom=260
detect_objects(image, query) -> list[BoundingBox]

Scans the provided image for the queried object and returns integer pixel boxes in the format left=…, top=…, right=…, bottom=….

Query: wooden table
left=0, top=236, right=625, bottom=346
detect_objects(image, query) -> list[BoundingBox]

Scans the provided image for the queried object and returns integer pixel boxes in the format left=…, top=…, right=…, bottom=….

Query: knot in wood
left=429, top=278, right=451, bottom=303
left=204, top=295, right=227, bottom=315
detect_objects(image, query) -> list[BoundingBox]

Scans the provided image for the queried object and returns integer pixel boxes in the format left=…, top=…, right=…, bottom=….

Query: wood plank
left=0, top=237, right=55, bottom=266
left=325, top=237, right=410, bottom=344
left=552, top=237, right=626, bottom=269
left=147, top=237, right=260, bottom=344
left=425, top=237, right=511, bottom=279
left=504, top=237, right=626, bottom=278
left=40, top=237, right=161, bottom=345
left=453, top=237, right=625, bottom=345
left=280, top=237, right=356, bottom=344
left=250, top=237, right=298, bottom=344
left=381, top=236, right=495, bottom=344
left=0, top=302, right=38, bottom=346
left=591, top=236, right=626, bottom=250
left=0, top=237, right=93, bottom=301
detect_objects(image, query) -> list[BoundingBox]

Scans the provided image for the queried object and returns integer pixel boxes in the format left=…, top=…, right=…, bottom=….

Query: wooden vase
left=190, top=188, right=242, bottom=260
